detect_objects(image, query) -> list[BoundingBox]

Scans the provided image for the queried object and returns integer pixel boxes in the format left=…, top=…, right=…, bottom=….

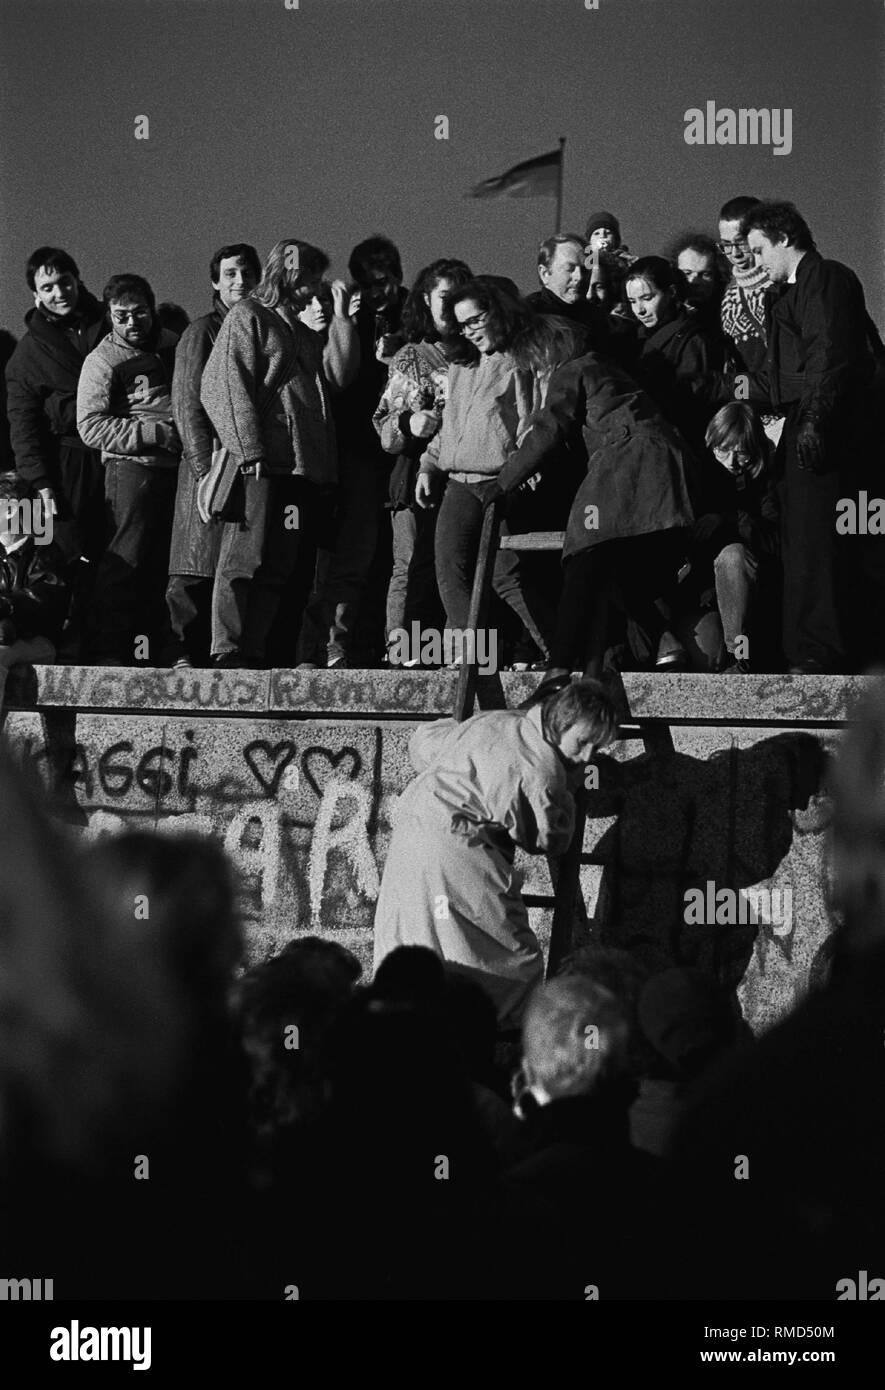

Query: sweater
left=720, top=263, right=769, bottom=374
left=77, top=326, right=180, bottom=468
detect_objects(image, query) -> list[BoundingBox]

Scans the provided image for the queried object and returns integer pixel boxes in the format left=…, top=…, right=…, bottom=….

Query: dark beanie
left=584, top=210, right=621, bottom=244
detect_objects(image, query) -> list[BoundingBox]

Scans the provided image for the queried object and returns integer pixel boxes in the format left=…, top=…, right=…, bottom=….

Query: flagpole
left=556, top=136, right=566, bottom=231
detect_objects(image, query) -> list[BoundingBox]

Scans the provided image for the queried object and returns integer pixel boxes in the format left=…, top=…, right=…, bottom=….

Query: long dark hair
left=400, top=258, right=473, bottom=343
left=443, top=276, right=580, bottom=373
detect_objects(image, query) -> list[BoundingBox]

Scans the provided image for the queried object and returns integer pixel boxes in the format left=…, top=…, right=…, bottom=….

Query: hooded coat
left=373, top=705, right=575, bottom=1028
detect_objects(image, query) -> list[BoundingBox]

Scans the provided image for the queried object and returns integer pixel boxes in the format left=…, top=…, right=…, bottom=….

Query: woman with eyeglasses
left=373, top=678, right=618, bottom=1028
left=415, top=276, right=580, bottom=664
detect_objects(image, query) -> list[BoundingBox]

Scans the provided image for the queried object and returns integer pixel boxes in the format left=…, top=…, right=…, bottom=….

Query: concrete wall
left=1, top=665, right=866, bottom=1034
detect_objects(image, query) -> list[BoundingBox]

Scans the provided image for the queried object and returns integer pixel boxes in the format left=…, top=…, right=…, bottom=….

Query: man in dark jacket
left=4, top=247, right=107, bottom=653
left=298, top=235, right=406, bottom=668
left=0, top=470, right=75, bottom=661
left=743, top=201, right=884, bottom=673
left=497, top=976, right=683, bottom=1299
left=167, top=243, right=261, bottom=666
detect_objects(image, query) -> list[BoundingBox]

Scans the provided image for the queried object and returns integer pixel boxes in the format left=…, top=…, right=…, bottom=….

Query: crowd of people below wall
left=1, top=195, right=883, bottom=681
left=2, top=687, right=884, bottom=1301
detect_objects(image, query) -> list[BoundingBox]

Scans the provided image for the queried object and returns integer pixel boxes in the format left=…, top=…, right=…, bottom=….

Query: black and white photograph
left=0, top=0, right=883, bottom=1358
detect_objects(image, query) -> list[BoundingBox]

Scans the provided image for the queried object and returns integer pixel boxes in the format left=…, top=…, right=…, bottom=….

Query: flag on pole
left=466, top=147, right=562, bottom=200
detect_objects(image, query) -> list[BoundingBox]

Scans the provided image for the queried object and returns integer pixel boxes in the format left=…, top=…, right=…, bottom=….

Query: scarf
left=721, top=262, right=769, bottom=343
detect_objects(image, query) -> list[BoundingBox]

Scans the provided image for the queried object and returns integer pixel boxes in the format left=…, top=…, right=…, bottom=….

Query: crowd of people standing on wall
left=2, top=195, right=883, bottom=679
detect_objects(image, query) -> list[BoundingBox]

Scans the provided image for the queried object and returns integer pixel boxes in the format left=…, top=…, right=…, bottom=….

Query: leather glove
left=482, top=482, right=506, bottom=510
left=795, top=413, right=828, bottom=474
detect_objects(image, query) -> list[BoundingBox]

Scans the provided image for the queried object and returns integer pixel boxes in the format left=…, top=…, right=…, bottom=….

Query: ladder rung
left=499, top=531, right=565, bottom=551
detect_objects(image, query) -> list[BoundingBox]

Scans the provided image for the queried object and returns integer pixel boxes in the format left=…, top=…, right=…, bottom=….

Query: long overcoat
left=373, top=705, right=575, bottom=1027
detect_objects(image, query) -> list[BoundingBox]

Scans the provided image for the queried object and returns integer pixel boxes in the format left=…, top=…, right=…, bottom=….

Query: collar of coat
left=26, top=289, right=106, bottom=343
left=639, top=309, right=698, bottom=351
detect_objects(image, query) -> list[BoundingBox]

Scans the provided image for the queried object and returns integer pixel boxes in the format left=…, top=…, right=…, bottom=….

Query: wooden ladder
left=452, top=498, right=590, bottom=976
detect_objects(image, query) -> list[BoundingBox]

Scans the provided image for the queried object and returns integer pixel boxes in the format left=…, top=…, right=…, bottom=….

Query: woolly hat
left=584, top=210, right=622, bottom=244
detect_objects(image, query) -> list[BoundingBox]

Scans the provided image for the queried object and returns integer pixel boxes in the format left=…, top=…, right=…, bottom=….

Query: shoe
left=788, top=661, right=831, bottom=675
left=655, top=650, right=688, bottom=671
left=212, top=652, right=245, bottom=669
left=326, top=645, right=348, bottom=669
left=172, top=656, right=192, bottom=669
left=721, top=658, right=750, bottom=675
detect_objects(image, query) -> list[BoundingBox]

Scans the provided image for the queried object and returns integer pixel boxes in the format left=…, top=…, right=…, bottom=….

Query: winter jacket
left=746, top=251, right=882, bottom=479
left=336, top=289, right=408, bottom=454
left=0, top=535, right=76, bottom=646
left=373, top=704, right=574, bottom=1028
left=169, top=299, right=227, bottom=577
left=372, top=339, right=451, bottom=508
left=77, top=325, right=180, bottom=467
left=5, top=293, right=106, bottom=489
left=199, top=299, right=358, bottom=484
left=525, top=287, right=611, bottom=354
left=495, top=351, right=695, bottom=560
left=630, top=308, right=725, bottom=452
left=418, top=352, right=543, bottom=483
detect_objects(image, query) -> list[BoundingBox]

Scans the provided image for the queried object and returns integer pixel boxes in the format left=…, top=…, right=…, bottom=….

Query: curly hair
left=400, top=258, right=473, bottom=343
left=443, top=275, right=581, bottom=374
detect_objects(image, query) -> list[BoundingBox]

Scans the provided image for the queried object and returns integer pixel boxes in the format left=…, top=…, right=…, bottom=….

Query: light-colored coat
left=373, top=705, right=575, bottom=1027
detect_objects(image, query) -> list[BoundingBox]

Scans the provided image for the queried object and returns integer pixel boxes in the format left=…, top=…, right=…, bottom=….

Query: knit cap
left=584, top=211, right=622, bottom=245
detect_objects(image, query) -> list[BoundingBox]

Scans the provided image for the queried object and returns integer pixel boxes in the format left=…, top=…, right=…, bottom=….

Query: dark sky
left=1, top=0, right=882, bottom=329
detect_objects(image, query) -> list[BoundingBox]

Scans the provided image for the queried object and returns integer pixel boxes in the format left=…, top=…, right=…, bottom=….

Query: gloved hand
left=795, top=412, right=828, bottom=474
left=482, top=482, right=507, bottom=510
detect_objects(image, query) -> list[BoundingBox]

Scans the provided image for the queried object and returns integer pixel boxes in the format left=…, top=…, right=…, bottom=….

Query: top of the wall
left=1, top=665, right=879, bottom=725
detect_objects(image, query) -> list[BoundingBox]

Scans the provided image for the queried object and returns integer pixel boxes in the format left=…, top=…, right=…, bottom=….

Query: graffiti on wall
left=5, top=713, right=395, bottom=960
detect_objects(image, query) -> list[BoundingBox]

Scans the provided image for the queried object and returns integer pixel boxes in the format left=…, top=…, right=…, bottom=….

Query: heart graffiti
left=301, top=746, right=362, bottom=797
left=243, top=740, right=298, bottom=796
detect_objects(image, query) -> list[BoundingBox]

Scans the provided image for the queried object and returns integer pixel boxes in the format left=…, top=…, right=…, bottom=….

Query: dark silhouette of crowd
left=2, top=197, right=883, bottom=679
left=3, top=671, right=885, bottom=1302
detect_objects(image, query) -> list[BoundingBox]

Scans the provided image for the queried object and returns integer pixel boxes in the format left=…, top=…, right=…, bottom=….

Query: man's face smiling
left=110, top=295, right=153, bottom=346
left=213, top=255, right=258, bottom=310
left=33, top=266, right=80, bottom=319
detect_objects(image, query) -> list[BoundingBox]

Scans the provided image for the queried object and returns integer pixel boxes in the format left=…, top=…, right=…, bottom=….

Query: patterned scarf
left=721, top=262, right=770, bottom=343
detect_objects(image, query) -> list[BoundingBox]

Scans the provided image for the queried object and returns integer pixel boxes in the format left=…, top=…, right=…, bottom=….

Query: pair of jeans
left=88, top=460, right=178, bottom=663
left=434, top=478, right=556, bottom=659
left=385, top=505, right=441, bottom=644
left=166, top=574, right=213, bottom=666
left=211, top=474, right=319, bottom=665
left=714, top=542, right=758, bottom=654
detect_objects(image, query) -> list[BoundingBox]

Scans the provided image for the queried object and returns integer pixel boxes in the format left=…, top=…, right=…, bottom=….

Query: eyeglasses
left=457, top=310, right=488, bottom=333
left=111, top=307, right=151, bottom=323
left=717, top=240, right=749, bottom=254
